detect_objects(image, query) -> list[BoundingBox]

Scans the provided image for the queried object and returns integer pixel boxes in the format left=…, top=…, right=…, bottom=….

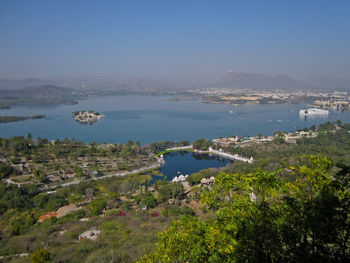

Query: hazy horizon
left=1, top=1, right=350, bottom=80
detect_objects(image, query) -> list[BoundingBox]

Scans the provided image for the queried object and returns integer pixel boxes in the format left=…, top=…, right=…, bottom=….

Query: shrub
left=170, top=206, right=195, bottom=217
left=161, top=209, right=168, bottom=217
left=31, top=249, right=51, bottom=263
left=87, top=197, right=107, bottom=216
left=193, top=138, right=211, bottom=150
left=0, top=163, right=13, bottom=179
left=158, top=183, right=184, bottom=203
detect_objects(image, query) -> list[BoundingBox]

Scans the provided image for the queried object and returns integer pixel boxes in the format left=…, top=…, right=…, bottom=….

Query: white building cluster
left=172, top=174, right=188, bottom=183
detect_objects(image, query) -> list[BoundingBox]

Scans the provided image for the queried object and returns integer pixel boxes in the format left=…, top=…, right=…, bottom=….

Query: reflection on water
left=153, top=151, right=231, bottom=182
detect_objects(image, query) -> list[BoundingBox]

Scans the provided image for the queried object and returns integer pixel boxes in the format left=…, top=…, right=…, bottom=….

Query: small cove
left=151, top=151, right=232, bottom=182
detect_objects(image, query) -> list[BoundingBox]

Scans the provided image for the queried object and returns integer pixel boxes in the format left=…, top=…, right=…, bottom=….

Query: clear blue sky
left=0, top=0, right=349, bottom=79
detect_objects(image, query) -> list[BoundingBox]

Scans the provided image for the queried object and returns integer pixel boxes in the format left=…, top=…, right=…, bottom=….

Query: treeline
left=225, top=121, right=350, bottom=176
left=0, top=115, right=45, bottom=123
left=192, top=138, right=211, bottom=150
left=149, top=140, right=190, bottom=153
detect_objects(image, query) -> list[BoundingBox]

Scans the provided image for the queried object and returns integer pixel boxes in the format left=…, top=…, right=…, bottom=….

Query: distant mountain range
left=0, top=85, right=79, bottom=108
left=210, top=72, right=350, bottom=91
left=0, top=73, right=349, bottom=91
left=0, top=76, right=177, bottom=91
left=0, top=85, right=73, bottom=98
left=210, top=72, right=300, bottom=90
left=0, top=78, right=60, bottom=90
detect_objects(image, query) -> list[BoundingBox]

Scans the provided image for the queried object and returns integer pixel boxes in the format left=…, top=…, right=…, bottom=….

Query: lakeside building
left=72, top=111, right=105, bottom=124
left=299, top=108, right=329, bottom=116
left=311, top=100, right=350, bottom=111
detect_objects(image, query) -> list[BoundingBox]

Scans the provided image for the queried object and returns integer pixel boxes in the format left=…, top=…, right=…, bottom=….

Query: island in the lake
left=72, top=110, right=105, bottom=124
left=0, top=115, right=45, bottom=123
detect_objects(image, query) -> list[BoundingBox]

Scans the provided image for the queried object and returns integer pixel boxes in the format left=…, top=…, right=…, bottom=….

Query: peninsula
left=72, top=110, right=105, bottom=124
left=0, top=115, right=45, bottom=123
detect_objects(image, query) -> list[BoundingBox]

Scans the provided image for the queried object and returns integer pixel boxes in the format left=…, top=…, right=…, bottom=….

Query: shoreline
left=44, top=146, right=252, bottom=190
left=0, top=115, right=45, bottom=123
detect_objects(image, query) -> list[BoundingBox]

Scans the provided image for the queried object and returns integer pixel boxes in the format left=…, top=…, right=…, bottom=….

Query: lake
left=1, top=95, right=350, bottom=144
left=155, top=151, right=232, bottom=182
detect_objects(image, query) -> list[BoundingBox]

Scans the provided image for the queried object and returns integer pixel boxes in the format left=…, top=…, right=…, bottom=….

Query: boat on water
left=299, top=108, right=329, bottom=116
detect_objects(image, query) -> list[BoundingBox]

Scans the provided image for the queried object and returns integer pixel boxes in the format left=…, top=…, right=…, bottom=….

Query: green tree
left=31, top=249, right=51, bottom=263
left=0, top=163, right=12, bottom=179
left=136, top=193, right=158, bottom=208
left=33, top=169, right=47, bottom=183
left=140, top=156, right=350, bottom=263
left=75, top=165, right=84, bottom=177
left=158, top=183, right=184, bottom=203
left=10, top=211, right=36, bottom=235
left=87, top=197, right=107, bottom=216
left=27, top=133, right=32, bottom=143
left=193, top=138, right=210, bottom=150
left=273, top=131, right=286, bottom=137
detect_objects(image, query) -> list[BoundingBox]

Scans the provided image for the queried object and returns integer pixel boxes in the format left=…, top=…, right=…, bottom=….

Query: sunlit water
left=1, top=95, right=350, bottom=144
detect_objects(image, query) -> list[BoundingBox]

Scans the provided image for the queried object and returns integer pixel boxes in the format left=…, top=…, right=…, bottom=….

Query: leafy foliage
left=150, top=140, right=190, bottom=153
left=31, top=248, right=51, bottom=263
left=186, top=168, right=218, bottom=185
left=34, top=193, right=68, bottom=211
left=135, top=193, right=158, bottom=208
left=158, top=183, right=184, bottom=203
left=0, top=162, right=13, bottom=179
left=140, top=156, right=350, bottom=262
left=0, top=183, right=38, bottom=214
left=193, top=138, right=211, bottom=150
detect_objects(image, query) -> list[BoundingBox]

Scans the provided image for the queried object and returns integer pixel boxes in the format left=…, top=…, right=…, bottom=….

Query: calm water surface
left=1, top=95, right=350, bottom=144
left=156, top=151, right=231, bottom=181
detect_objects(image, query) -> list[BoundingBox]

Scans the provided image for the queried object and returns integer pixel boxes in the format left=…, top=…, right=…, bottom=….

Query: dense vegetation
left=0, top=135, right=155, bottom=188
left=192, top=138, right=211, bottom=151
left=149, top=140, right=190, bottom=153
left=0, top=121, right=349, bottom=262
left=226, top=121, right=350, bottom=176
left=141, top=156, right=350, bottom=262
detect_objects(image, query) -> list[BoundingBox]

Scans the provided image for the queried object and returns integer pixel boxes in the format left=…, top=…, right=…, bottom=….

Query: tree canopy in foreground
left=140, top=156, right=350, bottom=262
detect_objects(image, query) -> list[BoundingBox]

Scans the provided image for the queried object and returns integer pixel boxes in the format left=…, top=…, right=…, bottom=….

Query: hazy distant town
left=0, top=72, right=350, bottom=111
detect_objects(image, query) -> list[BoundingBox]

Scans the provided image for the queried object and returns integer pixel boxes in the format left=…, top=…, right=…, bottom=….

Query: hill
left=0, top=85, right=73, bottom=98
left=0, top=78, right=60, bottom=90
left=210, top=71, right=301, bottom=90
left=0, top=85, right=79, bottom=107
